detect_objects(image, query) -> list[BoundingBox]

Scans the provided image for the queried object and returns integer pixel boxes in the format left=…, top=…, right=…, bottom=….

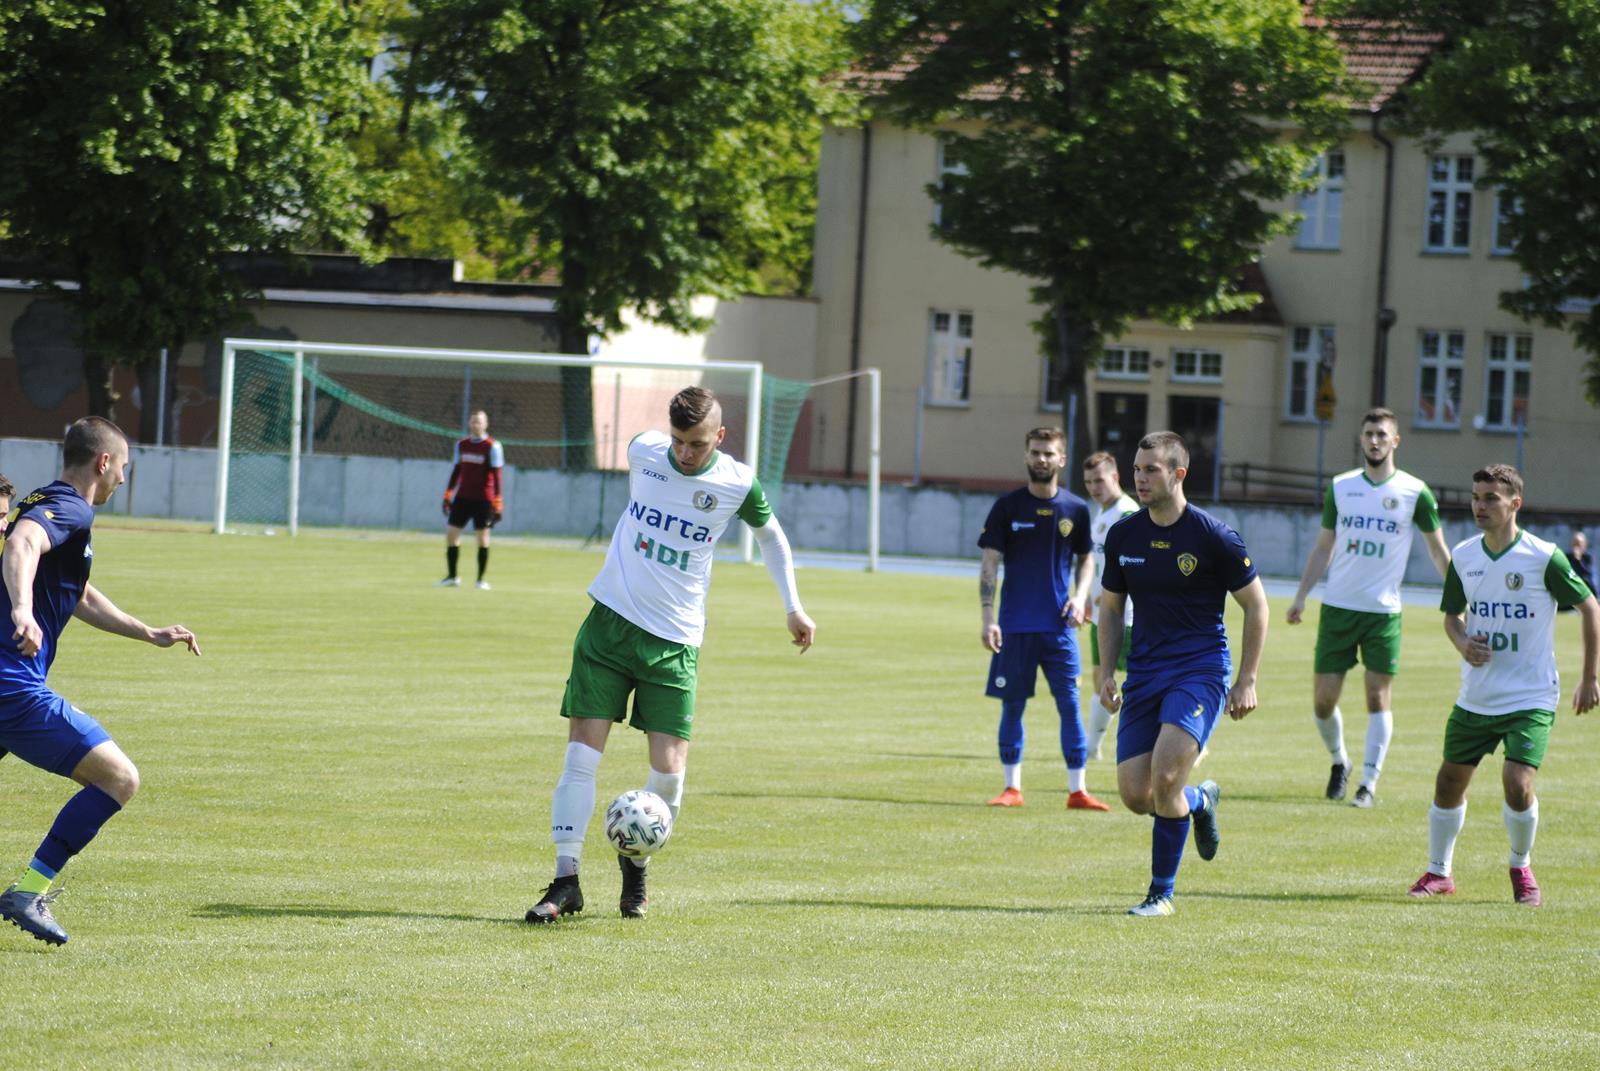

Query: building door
left=1095, top=392, right=1147, bottom=483
left=1167, top=395, right=1219, bottom=497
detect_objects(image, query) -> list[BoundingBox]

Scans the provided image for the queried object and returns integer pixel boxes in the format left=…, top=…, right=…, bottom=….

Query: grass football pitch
left=3, top=520, right=1599, bottom=1069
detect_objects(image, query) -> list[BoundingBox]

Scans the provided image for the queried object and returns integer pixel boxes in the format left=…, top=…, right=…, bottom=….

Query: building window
left=1483, top=332, right=1531, bottom=430
left=1286, top=325, right=1333, bottom=420
left=1426, top=155, right=1474, bottom=253
left=926, top=309, right=973, bottom=405
left=1171, top=349, right=1222, bottom=384
left=1492, top=190, right=1520, bottom=254
left=933, top=139, right=968, bottom=227
left=1416, top=329, right=1464, bottom=427
left=1296, top=151, right=1344, bottom=249
left=1096, top=346, right=1151, bottom=381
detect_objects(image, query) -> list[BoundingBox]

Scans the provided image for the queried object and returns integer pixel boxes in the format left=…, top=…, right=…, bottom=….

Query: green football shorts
left=561, top=601, right=699, bottom=740
left=1314, top=605, right=1402, bottom=676
left=1442, top=705, right=1554, bottom=768
left=1089, top=622, right=1130, bottom=671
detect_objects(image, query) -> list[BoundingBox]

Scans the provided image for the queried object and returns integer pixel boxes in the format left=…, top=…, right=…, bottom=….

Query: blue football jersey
left=977, top=487, right=1093, bottom=633
left=1100, top=504, right=1256, bottom=679
left=0, top=481, right=96, bottom=690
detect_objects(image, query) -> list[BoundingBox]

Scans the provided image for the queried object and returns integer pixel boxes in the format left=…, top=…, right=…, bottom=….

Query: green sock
left=14, top=867, right=52, bottom=895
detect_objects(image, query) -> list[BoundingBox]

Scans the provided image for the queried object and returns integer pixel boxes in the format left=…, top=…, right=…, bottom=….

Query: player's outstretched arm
left=1575, top=596, right=1599, bottom=715
left=73, top=582, right=201, bottom=656
left=1097, top=590, right=1127, bottom=711
left=1226, top=577, right=1269, bottom=719
left=2, top=517, right=48, bottom=657
left=1287, top=528, right=1336, bottom=625
left=979, top=547, right=1002, bottom=651
left=751, top=518, right=810, bottom=654
left=787, top=609, right=816, bottom=654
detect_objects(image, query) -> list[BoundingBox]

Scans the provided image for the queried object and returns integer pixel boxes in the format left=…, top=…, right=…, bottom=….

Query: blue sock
left=1054, top=693, right=1087, bottom=770
left=998, top=700, right=1026, bottom=766
left=1150, top=814, right=1191, bottom=899
left=34, top=785, right=123, bottom=875
left=1183, top=783, right=1204, bottom=816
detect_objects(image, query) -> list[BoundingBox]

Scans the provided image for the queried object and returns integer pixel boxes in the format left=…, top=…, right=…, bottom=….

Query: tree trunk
left=1051, top=300, right=1096, bottom=495
left=133, top=340, right=182, bottom=444
left=556, top=309, right=596, bottom=472
left=83, top=349, right=119, bottom=423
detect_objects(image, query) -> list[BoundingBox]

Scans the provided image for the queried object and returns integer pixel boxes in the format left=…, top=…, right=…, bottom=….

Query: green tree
left=0, top=0, right=374, bottom=438
left=1337, top=0, right=1600, bottom=404
left=421, top=0, right=846, bottom=464
left=854, top=0, right=1352, bottom=478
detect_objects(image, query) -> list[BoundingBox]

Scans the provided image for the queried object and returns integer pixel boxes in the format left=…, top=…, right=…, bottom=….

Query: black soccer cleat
left=0, top=884, right=68, bottom=945
left=1351, top=785, right=1375, bottom=809
left=525, top=875, right=583, bottom=924
left=1192, top=780, right=1221, bottom=861
left=619, top=855, right=648, bottom=919
left=1325, top=762, right=1350, bottom=801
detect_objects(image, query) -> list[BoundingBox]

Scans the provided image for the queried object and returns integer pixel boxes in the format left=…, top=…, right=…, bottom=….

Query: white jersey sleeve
left=1090, top=493, right=1140, bottom=625
left=586, top=431, right=766, bottom=646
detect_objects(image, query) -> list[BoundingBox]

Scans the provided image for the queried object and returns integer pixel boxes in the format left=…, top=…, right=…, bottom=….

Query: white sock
left=1003, top=763, right=1021, bottom=791
left=1428, top=802, right=1467, bottom=877
left=1086, top=697, right=1114, bottom=757
left=1316, top=707, right=1348, bottom=767
left=1067, top=767, right=1086, bottom=793
left=645, top=766, right=685, bottom=824
left=550, top=741, right=603, bottom=873
left=1361, top=710, right=1393, bottom=789
left=1504, top=797, right=1539, bottom=868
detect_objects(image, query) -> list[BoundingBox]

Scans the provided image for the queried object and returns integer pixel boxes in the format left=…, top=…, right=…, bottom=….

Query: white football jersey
left=1089, top=493, right=1140, bottom=626
left=1321, top=468, right=1440, bottom=614
left=588, top=431, right=770, bottom=646
left=1441, top=531, right=1592, bottom=716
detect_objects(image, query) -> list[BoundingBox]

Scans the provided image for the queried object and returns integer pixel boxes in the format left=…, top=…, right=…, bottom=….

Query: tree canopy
left=853, top=0, right=1353, bottom=476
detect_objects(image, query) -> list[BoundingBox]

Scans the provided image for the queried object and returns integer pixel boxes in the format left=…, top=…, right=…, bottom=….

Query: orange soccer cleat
left=1067, top=790, right=1111, bottom=812
left=987, top=787, right=1024, bottom=807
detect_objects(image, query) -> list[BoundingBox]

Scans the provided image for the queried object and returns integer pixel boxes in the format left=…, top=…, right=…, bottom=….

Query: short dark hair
left=669, top=387, right=720, bottom=431
left=63, top=416, right=128, bottom=468
left=1137, top=430, right=1189, bottom=471
left=1361, top=407, right=1399, bottom=429
left=1025, top=426, right=1066, bottom=450
left=1473, top=463, right=1523, bottom=498
left=0, top=473, right=13, bottom=500
left=1082, top=451, right=1117, bottom=472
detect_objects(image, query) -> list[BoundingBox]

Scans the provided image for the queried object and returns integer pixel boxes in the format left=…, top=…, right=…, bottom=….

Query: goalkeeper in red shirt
left=438, top=410, right=504, bottom=589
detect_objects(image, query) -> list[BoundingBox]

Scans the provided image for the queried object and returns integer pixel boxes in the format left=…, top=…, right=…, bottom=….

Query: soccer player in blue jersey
left=0, top=418, right=200, bottom=946
left=1098, top=431, right=1268, bottom=916
left=977, top=427, right=1108, bottom=810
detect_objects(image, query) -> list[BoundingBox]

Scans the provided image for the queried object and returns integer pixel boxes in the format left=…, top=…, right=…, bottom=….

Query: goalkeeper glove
left=490, top=496, right=504, bottom=526
left=442, top=491, right=454, bottom=517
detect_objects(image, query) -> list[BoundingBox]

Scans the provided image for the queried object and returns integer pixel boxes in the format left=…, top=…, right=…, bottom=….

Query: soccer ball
left=605, top=789, right=673, bottom=857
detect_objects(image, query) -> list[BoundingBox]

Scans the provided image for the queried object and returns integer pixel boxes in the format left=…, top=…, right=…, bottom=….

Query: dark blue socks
left=34, top=784, right=123, bottom=875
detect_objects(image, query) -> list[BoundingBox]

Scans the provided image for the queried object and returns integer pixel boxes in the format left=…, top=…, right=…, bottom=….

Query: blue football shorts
left=1115, top=673, right=1228, bottom=762
left=0, top=687, right=112, bottom=776
left=985, top=630, right=1080, bottom=702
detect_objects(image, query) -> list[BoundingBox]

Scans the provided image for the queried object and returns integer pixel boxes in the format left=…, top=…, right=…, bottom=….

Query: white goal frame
left=213, top=338, right=883, bottom=569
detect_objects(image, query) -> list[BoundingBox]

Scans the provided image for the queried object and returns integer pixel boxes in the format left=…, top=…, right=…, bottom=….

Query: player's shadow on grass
left=735, top=898, right=1109, bottom=916
left=704, top=790, right=977, bottom=809
left=194, top=902, right=513, bottom=925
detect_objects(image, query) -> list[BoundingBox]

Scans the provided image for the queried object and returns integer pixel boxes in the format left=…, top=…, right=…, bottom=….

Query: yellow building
left=804, top=28, right=1598, bottom=511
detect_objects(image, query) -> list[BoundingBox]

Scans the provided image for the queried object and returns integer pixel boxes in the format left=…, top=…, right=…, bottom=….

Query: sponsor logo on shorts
left=994, top=675, right=1007, bottom=688
left=1505, top=572, right=1524, bottom=591
left=1191, top=704, right=1203, bottom=719
left=1058, top=518, right=1074, bottom=537
left=1177, top=553, right=1198, bottom=576
left=693, top=491, right=717, bottom=512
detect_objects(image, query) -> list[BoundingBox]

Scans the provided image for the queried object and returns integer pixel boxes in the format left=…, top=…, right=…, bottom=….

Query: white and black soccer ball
left=605, top=789, right=673, bottom=857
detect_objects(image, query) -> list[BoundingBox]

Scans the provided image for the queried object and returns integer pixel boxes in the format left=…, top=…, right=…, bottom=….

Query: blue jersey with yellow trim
left=1100, top=504, right=1256, bottom=679
left=977, top=487, right=1092, bottom=633
left=0, top=481, right=96, bottom=691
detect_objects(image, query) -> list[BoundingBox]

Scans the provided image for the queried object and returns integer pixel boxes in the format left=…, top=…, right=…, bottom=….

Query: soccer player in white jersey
left=1286, top=407, right=1451, bottom=807
left=1408, top=465, right=1598, bottom=906
left=526, top=387, right=816, bottom=923
left=1082, top=452, right=1139, bottom=760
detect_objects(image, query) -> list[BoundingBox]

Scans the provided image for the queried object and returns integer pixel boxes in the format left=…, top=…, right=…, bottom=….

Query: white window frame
left=1169, top=348, right=1223, bottom=384
left=933, top=139, right=968, bottom=227
left=1415, top=328, right=1465, bottom=428
left=1295, top=151, right=1344, bottom=250
left=1481, top=332, right=1532, bottom=430
left=1492, top=189, right=1521, bottom=255
left=925, top=309, right=973, bottom=406
left=1425, top=154, right=1474, bottom=253
left=1285, top=325, right=1333, bottom=421
left=1095, top=346, right=1152, bottom=382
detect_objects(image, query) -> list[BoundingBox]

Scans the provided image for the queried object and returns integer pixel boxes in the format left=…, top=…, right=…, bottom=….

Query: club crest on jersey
left=693, top=491, right=717, bottom=512
left=1058, top=518, right=1073, bottom=538
left=1505, top=572, right=1524, bottom=591
left=1383, top=496, right=1399, bottom=511
left=1177, top=553, right=1198, bottom=576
